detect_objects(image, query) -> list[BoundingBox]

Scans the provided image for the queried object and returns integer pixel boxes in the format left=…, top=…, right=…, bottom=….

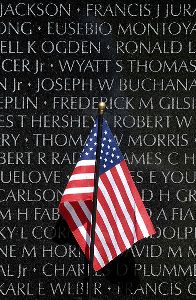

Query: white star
left=108, top=139, right=112, bottom=143
left=113, top=147, right=116, bottom=151
left=106, top=152, right=109, bottom=155
left=104, top=158, right=107, bottom=162
left=25, top=138, right=28, bottom=142
left=103, top=137, right=106, bottom=141
left=94, top=142, right=97, bottom=146
left=103, top=164, right=106, bottom=168
left=94, top=124, right=96, bottom=127
left=107, top=145, right=110, bottom=149
left=90, top=138, right=93, bottom=141
left=77, top=8, right=80, bottom=12
left=111, top=153, right=114, bottom=157
left=101, top=143, right=104, bottom=147
left=28, top=82, right=31, bottom=86
left=86, top=143, right=88, bottom=146
left=110, top=160, right=113, bottom=163
left=94, top=152, right=96, bottom=155
left=117, top=155, right=120, bottom=159
left=94, top=133, right=97, bottom=137
left=100, top=156, right=102, bottom=159
left=101, top=150, right=103, bottom=153
left=89, top=148, right=93, bottom=151
left=104, top=131, right=108, bottom=135
left=85, top=152, right=89, bottom=156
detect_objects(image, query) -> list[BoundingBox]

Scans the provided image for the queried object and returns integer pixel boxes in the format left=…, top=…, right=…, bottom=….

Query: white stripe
left=63, top=202, right=105, bottom=268
left=78, top=201, right=113, bottom=262
left=63, top=187, right=94, bottom=195
left=76, top=160, right=95, bottom=167
left=70, top=173, right=94, bottom=181
left=106, top=170, right=138, bottom=243
left=97, top=201, right=122, bottom=255
left=116, top=164, right=149, bottom=237
left=99, top=179, right=128, bottom=253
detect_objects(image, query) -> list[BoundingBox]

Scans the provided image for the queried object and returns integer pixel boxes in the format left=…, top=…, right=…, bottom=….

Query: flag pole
left=88, top=102, right=106, bottom=300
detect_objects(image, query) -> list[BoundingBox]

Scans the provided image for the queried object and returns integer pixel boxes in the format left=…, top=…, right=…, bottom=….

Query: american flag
left=59, top=118, right=155, bottom=271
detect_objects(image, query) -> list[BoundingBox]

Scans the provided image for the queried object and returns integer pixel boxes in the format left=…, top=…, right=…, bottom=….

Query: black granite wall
left=1, top=1, right=196, bottom=299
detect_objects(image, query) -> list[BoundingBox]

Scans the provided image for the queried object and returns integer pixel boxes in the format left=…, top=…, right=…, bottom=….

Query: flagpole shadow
left=52, top=215, right=77, bottom=245
left=102, top=250, right=141, bottom=295
left=53, top=217, right=141, bottom=300
left=81, top=249, right=140, bottom=300
left=53, top=216, right=90, bottom=300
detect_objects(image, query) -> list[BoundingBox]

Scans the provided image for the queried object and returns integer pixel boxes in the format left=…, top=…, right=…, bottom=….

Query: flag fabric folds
left=59, top=118, right=155, bottom=271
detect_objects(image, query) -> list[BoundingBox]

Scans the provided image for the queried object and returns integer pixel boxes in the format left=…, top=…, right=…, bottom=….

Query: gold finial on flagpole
left=98, top=101, right=106, bottom=115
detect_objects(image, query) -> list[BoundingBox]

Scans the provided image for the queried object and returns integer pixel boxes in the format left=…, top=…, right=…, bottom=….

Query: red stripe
left=93, top=258, right=102, bottom=271
left=98, top=173, right=128, bottom=253
left=121, top=160, right=156, bottom=236
left=111, top=164, right=144, bottom=241
left=82, top=202, right=110, bottom=270
left=94, top=198, right=117, bottom=261
left=59, top=201, right=107, bottom=270
left=62, top=164, right=95, bottom=191
left=66, top=179, right=94, bottom=189
left=72, top=165, right=95, bottom=175
left=76, top=201, right=111, bottom=266
left=59, top=202, right=91, bottom=259
left=61, top=192, right=93, bottom=203
left=59, top=158, right=155, bottom=272
left=101, top=171, right=135, bottom=246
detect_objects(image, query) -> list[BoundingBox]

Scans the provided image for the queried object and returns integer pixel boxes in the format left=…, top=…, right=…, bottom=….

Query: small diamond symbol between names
left=38, top=26, right=41, bottom=30
left=77, top=8, right=80, bottom=12
left=28, top=82, right=31, bottom=87
left=25, top=138, right=28, bottom=142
